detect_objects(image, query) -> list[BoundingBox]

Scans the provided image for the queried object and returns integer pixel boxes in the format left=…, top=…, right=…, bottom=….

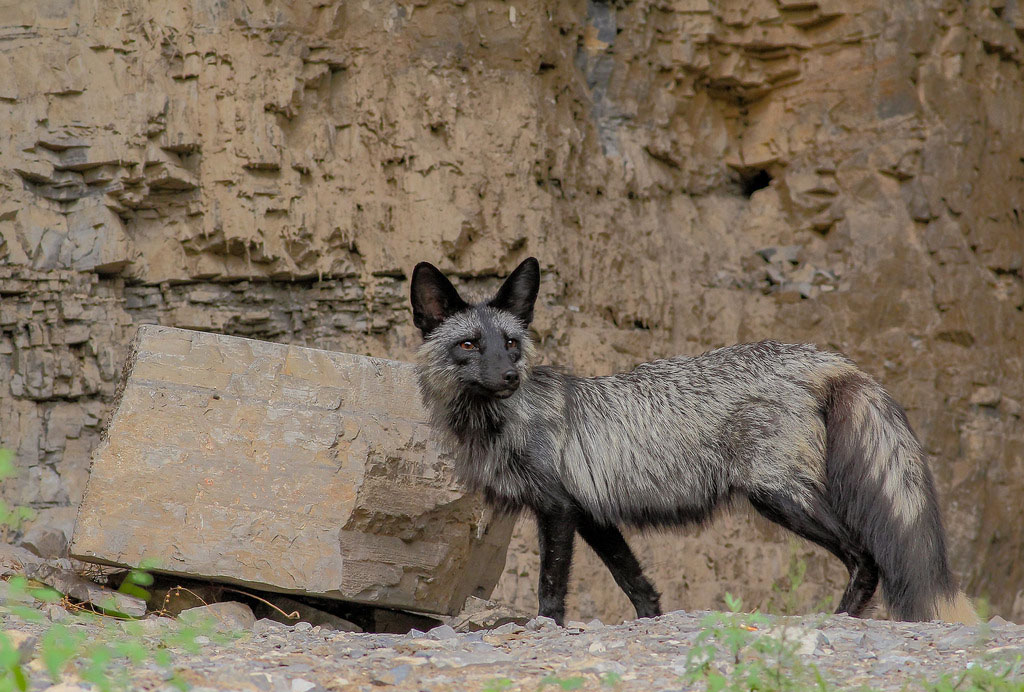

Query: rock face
left=0, top=1, right=1021, bottom=622
left=69, top=325, right=513, bottom=615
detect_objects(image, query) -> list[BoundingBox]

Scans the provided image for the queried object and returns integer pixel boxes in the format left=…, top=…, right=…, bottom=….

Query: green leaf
left=10, top=666, right=27, bottom=692
left=167, top=673, right=190, bottom=691
left=539, top=675, right=585, bottom=691
left=118, top=582, right=150, bottom=601
left=482, top=678, right=514, bottom=692
left=112, top=639, right=148, bottom=663
left=119, top=620, right=144, bottom=638
left=126, top=569, right=155, bottom=587
left=82, top=645, right=115, bottom=692
left=3, top=577, right=28, bottom=599
left=27, top=586, right=62, bottom=603
left=165, top=626, right=203, bottom=654
left=73, top=610, right=102, bottom=626
left=40, top=624, right=85, bottom=681
left=0, top=634, right=20, bottom=669
left=7, top=606, right=44, bottom=623
left=0, top=450, right=15, bottom=480
left=87, top=643, right=113, bottom=667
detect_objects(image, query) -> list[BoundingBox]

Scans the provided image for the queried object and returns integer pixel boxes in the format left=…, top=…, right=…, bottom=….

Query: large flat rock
left=69, top=325, right=513, bottom=615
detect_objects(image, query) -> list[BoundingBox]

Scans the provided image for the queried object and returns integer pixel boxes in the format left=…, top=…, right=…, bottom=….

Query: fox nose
left=503, top=370, right=519, bottom=387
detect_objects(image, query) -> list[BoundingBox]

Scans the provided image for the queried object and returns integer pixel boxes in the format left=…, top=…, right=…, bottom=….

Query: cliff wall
left=1, top=0, right=1022, bottom=622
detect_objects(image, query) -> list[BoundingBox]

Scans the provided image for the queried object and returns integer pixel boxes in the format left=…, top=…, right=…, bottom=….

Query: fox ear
left=410, top=262, right=468, bottom=336
left=489, top=257, right=540, bottom=326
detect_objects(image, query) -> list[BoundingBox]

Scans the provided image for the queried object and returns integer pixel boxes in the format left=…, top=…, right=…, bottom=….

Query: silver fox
left=410, top=257, right=975, bottom=625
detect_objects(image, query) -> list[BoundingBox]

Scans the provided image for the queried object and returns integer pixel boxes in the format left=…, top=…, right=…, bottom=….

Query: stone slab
left=69, top=325, right=513, bottom=616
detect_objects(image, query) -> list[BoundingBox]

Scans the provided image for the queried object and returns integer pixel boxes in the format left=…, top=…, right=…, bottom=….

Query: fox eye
left=505, top=338, right=518, bottom=349
left=459, top=340, right=478, bottom=351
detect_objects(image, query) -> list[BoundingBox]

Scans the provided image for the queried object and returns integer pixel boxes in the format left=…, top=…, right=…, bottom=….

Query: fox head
left=410, top=257, right=540, bottom=400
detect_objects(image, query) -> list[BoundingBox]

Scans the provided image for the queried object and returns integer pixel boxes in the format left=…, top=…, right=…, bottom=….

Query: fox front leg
left=535, top=509, right=576, bottom=626
left=576, top=515, right=662, bottom=619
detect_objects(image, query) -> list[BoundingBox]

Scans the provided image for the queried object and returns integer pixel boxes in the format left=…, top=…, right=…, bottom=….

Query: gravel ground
left=3, top=602, right=1023, bottom=692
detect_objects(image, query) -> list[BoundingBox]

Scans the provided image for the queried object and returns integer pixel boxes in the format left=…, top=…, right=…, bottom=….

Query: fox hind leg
left=835, top=551, right=879, bottom=617
left=748, top=485, right=878, bottom=617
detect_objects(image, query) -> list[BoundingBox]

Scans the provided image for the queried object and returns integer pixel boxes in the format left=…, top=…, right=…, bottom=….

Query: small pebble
left=427, top=624, right=458, bottom=640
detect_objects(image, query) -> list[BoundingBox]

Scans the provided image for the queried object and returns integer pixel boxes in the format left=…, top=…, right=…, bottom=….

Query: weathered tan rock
left=19, top=526, right=69, bottom=559
left=446, top=596, right=532, bottom=633
left=179, top=601, right=257, bottom=631
left=62, top=203, right=135, bottom=274
left=25, top=562, right=147, bottom=617
left=69, top=325, right=513, bottom=616
left=0, top=543, right=44, bottom=578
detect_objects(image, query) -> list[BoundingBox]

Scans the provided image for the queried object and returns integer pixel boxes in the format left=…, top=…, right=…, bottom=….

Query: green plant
left=0, top=562, right=232, bottom=688
left=0, top=589, right=242, bottom=692
left=685, top=593, right=830, bottom=692
left=539, top=675, right=585, bottom=691
left=0, top=450, right=248, bottom=691
left=0, top=633, right=29, bottom=692
left=920, top=656, right=1024, bottom=692
left=765, top=542, right=834, bottom=616
left=117, top=558, right=161, bottom=602
left=0, top=450, right=35, bottom=541
left=0, top=571, right=202, bottom=692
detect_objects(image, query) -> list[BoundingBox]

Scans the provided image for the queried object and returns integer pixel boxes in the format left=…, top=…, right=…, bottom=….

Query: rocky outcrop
left=1, top=0, right=1021, bottom=622
left=70, top=325, right=512, bottom=615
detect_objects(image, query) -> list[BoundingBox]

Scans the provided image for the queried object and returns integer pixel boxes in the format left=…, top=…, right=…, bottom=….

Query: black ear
left=410, top=262, right=468, bottom=336
left=488, top=257, right=540, bottom=326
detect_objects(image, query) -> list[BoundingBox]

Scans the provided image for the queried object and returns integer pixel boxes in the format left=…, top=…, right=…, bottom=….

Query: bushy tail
left=823, top=374, right=976, bottom=624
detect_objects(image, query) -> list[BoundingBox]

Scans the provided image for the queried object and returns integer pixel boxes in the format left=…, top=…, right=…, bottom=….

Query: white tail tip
left=936, top=591, right=979, bottom=624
